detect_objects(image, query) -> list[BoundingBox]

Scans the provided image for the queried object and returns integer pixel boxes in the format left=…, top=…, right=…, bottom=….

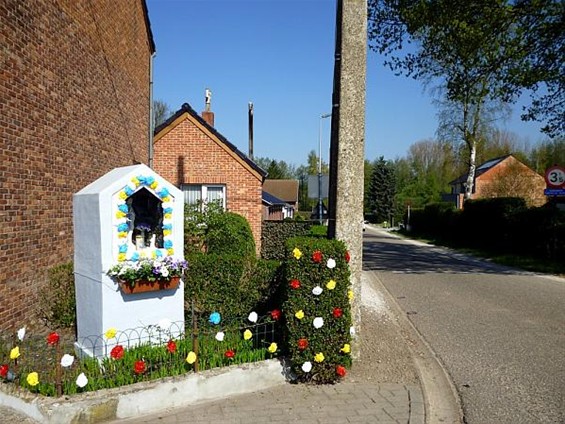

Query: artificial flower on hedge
left=282, top=237, right=352, bottom=383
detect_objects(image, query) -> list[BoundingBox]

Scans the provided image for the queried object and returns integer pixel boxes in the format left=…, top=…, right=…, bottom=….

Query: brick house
left=152, top=103, right=267, bottom=253
left=446, top=154, right=547, bottom=208
left=0, top=0, right=155, bottom=330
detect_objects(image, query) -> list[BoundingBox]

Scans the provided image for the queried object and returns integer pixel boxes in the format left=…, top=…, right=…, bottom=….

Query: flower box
left=118, top=276, right=181, bottom=294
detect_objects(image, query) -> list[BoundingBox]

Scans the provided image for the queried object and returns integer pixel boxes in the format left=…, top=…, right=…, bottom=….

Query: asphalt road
left=363, top=227, right=565, bottom=424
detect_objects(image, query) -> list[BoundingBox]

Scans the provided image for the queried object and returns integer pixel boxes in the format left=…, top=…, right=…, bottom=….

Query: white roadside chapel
left=73, top=164, right=185, bottom=357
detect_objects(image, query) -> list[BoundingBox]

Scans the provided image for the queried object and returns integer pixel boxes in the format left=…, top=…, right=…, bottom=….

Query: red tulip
left=332, top=307, right=343, bottom=318
left=110, top=345, right=124, bottom=360
left=46, top=332, right=60, bottom=345
left=336, top=365, right=346, bottom=377
left=134, top=360, right=146, bottom=374
left=166, top=340, right=177, bottom=354
left=0, top=364, right=8, bottom=378
left=270, top=309, right=281, bottom=320
left=312, top=250, right=323, bottom=263
left=345, top=251, right=350, bottom=263
left=225, top=349, right=235, bottom=359
left=290, top=279, right=301, bottom=289
left=297, top=338, right=309, bottom=350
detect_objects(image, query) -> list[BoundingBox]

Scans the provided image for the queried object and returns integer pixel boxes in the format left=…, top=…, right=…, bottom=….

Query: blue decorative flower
left=145, top=176, right=155, bottom=185
left=137, top=175, right=146, bottom=185
left=118, top=204, right=129, bottom=213
left=118, top=244, right=128, bottom=253
left=157, top=188, right=169, bottom=198
left=164, top=240, right=173, bottom=249
left=155, top=250, right=163, bottom=258
left=163, top=207, right=173, bottom=214
left=162, top=223, right=172, bottom=230
left=130, top=252, right=140, bottom=261
left=209, top=312, right=221, bottom=325
left=117, top=223, right=129, bottom=232
left=124, top=186, right=134, bottom=196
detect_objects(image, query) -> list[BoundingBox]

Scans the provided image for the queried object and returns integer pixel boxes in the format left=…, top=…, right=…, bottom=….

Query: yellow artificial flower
left=26, top=372, right=39, bottom=387
left=152, top=250, right=157, bottom=259
left=348, top=290, right=354, bottom=300
left=10, top=346, right=20, bottom=360
left=163, top=229, right=172, bottom=236
left=167, top=248, right=174, bottom=255
left=314, top=352, right=325, bottom=363
left=117, top=253, right=127, bottom=262
left=115, top=211, right=126, bottom=219
left=292, top=248, right=302, bottom=260
left=295, top=310, right=305, bottom=320
left=162, top=196, right=171, bottom=202
left=268, top=343, right=278, bottom=353
left=326, top=280, right=336, bottom=290
left=105, top=327, right=117, bottom=339
left=118, top=231, right=128, bottom=238
left=119, top=191, right=128, bottom=200
left=131, top=177, right=140, bottom=187
left=243, top=329, right=253, bottom=340
left=150, top=181, right=159, bottom=190
left=186, top=351, right=197, bottom=365
left=164, top=213, right=172, bottom=220
left=341, top=344, right=351, bottom=354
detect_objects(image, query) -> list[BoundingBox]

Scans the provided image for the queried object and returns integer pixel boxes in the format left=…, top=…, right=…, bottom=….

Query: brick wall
left=153, top=117, right=263, bottom=254
left=0, top=0, right=153, bottom=330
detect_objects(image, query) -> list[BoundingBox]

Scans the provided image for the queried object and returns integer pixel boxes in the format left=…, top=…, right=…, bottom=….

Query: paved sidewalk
left=111, top=382, right=424, bottom=424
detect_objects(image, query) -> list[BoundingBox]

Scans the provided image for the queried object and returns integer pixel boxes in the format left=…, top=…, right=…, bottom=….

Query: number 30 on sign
left=545, top=166, right=565, bottom=188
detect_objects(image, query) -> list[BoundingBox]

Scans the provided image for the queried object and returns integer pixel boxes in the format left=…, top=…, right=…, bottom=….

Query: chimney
left=201, top=88, right=214, bottom=126
left=248, top=102, right=254, bottom=159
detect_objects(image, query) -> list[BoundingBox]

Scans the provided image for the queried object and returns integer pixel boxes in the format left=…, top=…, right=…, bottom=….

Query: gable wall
left=0, top=0, right=152, bottom=330
left=153, top=118, right=263, bottom=254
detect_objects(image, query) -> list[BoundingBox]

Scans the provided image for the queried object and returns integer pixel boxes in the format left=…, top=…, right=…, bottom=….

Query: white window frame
left=181, top=184, right=226, bottom=210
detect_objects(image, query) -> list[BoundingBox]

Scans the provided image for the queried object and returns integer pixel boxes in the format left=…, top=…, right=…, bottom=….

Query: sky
left=146, top=0, right=548, bottom=168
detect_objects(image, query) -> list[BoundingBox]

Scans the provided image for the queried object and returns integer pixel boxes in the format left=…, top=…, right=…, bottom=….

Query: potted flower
left=107, top=256, right=188, bottom=294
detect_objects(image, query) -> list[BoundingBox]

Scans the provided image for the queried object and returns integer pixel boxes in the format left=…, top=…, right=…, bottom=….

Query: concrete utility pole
left=327, top=0, right=367, bottom=357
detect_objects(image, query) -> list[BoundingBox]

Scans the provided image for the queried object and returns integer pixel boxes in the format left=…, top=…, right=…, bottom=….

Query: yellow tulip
left=26, top=372, right=39, bottom=387
left=341, top=344, right=351, bottom=354
left=10, top=346, right=20, bottom=360
left=292, top=247, right=302, bottom=259
left=186, top=351, right=197, bottom=365
left=104, top=328, right=117, bottom=339
left=348, top=290, right=354, bottom=300
left=314, top=352, right=325, bottom=363
left=326, top=280, right=336, bottom=290
left=243, top=329, right=253, bottom=340
left=268, top=343, right=277, bottom=353
left=295, top=310, right=305, bottom=320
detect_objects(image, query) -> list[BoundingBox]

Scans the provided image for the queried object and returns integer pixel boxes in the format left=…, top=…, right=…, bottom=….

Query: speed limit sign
left=545, top=165, right=565, bottom=188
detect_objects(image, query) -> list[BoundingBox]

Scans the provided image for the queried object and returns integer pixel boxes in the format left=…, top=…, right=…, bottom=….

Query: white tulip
left=313, top=317, right=324, bottom=329
left=301, top=361, right=312, bottom=373
left=248, top=311, right=258, bottom=323
left=312, top=286, right=323, bottom=296
left=60, top=354, right=75, bottom=368
left=215, top=331, right=225, bottom=342
left=76, top=373, right=88, bottom=388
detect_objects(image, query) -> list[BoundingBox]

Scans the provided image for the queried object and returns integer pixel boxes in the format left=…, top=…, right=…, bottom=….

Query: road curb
left=366, top=270, right=464, bottom=424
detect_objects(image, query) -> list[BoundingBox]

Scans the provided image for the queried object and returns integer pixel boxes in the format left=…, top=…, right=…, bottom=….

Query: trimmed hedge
left=184, top=253, right=283, bottom=320
left=282, top=237, right=352, bottom=383
left=38, top=262, right=76, bottom=329
left=261, top=220, right=312, bottom=260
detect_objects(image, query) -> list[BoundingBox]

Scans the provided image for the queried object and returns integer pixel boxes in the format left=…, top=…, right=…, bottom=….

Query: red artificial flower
left=225, top=349, right=235, bottom=359
left=167, top=340, right=177, bottom=354
left=46, top=332, right=60, bottom=345
left=134, top=360, right=146, bottom=375
left=110, top=345, right=124, bottom=360
left=270, top=309, right=281, bottom=320
left=297, top=338, right=309, bottom=351
left=336, top=365, right=346, bottom=377
left=332, top=307, right=343, bottom=318
left=290, top=279, right=301, bottom=289
left=0, top=364, right=8, bottom=378
left=345, top=251, right=350, bottom=263
left=312, top=250, right=323, bottom=263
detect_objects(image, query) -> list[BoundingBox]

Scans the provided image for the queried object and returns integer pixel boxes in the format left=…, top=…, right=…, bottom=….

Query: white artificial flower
left=326, top=258, right=336, bottom=269
left=17, top=327, right=26, bottom=341
left=248, top=311, right=258, bottom=323
left=60, top=354, right=75, bottom=368
left=350, top=326, right=356, bottom=336
left=76, top=373, right=88, bottom=388
left=302, top=361, right=312, bottom=373
left=160, top=266, right=169, bottom=277
left=313, top=317, right=324, bottom=329
left=215, top=331, right=225, bottom=342
left=312, top=286, right=323, bottom=296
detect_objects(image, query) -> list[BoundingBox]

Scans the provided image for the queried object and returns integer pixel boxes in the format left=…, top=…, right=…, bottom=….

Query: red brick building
left=0, top=0, right=155, bottom=330
left=447, top=155, right=547, bottom=208
left=153, top=103, right=266, bottom=253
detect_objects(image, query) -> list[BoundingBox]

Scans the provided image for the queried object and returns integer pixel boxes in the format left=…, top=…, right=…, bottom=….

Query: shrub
left=261, top=220, right=311, bottom=260
left=282, top=237, right=352, bottom=384
left=38, top=262, right=76, bottom=329
left=184, top=254, right=283, bottom=320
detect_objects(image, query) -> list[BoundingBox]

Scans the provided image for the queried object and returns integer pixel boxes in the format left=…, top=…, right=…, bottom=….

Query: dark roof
left=141, top=0, right=156, bottom=53
left=262, top=179, right=299, bottom=203
left=155, top=102, right=267, bottom=179
left=449, top=154, right=512, bottom=185
left=262, top=190, right=289, bottom=206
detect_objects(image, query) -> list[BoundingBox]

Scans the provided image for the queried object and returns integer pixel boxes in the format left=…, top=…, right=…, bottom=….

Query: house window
left=181, top=184, right=226, bottom=209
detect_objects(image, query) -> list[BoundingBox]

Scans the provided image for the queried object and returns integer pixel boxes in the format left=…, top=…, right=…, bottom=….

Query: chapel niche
left=127, top=187, right=164, bottom=249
